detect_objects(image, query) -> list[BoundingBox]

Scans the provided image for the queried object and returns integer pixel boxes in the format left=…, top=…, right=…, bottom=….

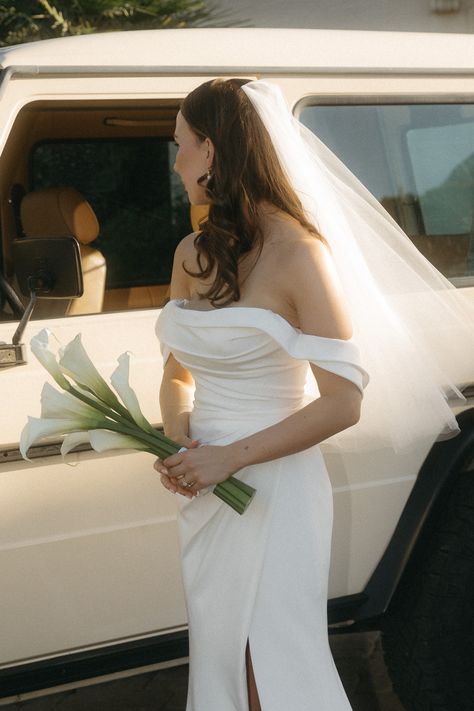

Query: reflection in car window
left=300, top=103, right=474, bottom=282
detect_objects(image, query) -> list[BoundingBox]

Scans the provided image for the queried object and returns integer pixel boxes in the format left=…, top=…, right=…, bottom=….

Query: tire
left=381, top=467, right=474, bottom=711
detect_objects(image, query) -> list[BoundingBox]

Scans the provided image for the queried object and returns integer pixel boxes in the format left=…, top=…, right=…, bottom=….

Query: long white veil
left=243, top=80, right=474, bottom=452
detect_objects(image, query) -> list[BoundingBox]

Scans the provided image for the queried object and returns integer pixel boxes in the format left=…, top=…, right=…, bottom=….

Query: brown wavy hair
left=180, top=78, right=323, bottom=305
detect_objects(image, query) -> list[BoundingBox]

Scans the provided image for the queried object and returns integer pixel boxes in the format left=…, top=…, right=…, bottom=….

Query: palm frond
left=0, top=0, right=248, bottom=45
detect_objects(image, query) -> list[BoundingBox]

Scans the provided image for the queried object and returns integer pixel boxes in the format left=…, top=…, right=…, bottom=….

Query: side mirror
left=14, top=236, right=83, bottom=300
left=0, top=237, right=83, bottom=367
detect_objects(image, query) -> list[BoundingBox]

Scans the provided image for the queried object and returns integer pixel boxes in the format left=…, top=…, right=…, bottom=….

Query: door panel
left=0, top=309, right=187, bottom=667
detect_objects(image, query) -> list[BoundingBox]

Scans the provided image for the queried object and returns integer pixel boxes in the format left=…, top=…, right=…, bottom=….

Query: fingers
left=156, top=458, right=190, bottom=497
left=173, top=473, right=199, bottom=496
left=154, top=458, right=168, bottom=476
left=160, top=472, right=195, bottom=499
left=176, top=478, right=198, bottom=498
left=156, top=443, right=202, bottom=499
left=160, top=472, right=176, bottom=493
left=163, top=452, right=192, bottom=480
left=162, top=452, right=183, bottom=469
left=178, top=437, right=201, bottom=450
left=163, top=439, right=199, bottom=467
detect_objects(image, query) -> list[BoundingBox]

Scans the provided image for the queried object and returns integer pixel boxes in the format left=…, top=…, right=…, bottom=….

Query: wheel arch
left=352, top=406, right=474, bottom=624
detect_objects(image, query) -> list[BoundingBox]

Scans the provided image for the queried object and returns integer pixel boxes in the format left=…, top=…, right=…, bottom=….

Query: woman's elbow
left=347, top=390, right=363, bottom=426
left=336, top=388, right=362, bottom=430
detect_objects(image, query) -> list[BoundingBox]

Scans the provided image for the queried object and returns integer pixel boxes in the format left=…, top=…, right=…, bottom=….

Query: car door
left=0, top=79, right=192, bottom=670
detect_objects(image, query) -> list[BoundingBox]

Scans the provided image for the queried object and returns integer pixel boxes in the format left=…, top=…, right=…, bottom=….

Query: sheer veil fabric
left=242, top=80, right=474, bottom=453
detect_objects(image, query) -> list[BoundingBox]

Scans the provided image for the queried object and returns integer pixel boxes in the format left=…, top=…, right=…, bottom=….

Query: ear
left=204, top=137, right=215, bottom=170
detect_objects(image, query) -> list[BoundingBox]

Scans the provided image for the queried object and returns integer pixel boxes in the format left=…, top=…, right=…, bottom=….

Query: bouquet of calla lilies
left=20, top=330, right=255, bottom=515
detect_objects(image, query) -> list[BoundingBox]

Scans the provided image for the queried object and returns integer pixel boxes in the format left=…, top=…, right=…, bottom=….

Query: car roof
left=0, top=28, right=473, bottom=74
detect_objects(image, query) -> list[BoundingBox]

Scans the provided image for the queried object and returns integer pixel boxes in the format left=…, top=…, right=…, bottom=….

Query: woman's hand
left=157, top=444, right=235, bottom=498
left=154, top=437, right=201, bottom=499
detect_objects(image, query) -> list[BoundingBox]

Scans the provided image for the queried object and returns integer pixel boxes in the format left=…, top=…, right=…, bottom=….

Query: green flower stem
left=104, top=398, right=138, bottom=424
left=69, top=385, right=136, bottom=425
left=100, top=420, right=178, bottom=457
left=68, top=384, right=256, bottom=515
left=67, top=385, right=174, bottom=454
left=214, top=478, right=256, bottom=515
left=69, top=379, right=138, bottom=425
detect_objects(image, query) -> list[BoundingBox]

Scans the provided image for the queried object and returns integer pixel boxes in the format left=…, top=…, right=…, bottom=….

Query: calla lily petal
left=89, top=429, right=149, bottom=453
left=61, top=432, right=91, bottom=456
left=59, top=334, right=119, bottom=407
left=41, top=382, right=102, bottom=421
left=20, top=416, right=100, bottom=461
left=110, top=352, right=154, bottom=432
left=30, top=329, right=71, bottom=390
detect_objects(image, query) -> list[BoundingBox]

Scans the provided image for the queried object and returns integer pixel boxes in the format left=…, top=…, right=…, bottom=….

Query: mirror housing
left=14, top=236, right=83, bottom=299
left=0, top=237, right=84, bottom=367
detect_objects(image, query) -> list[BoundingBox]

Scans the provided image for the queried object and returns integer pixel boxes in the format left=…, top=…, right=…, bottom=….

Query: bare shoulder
left=174, top=231, right=200, bottom=265
left=282, top=232, right=353, bottom=340
left=285, top=233, right=334, bottom=279
left=265, top=220, right=332, bottom=289
left=170, top=232, right=200, bottom=299
left=261, top=215, right=308, bottom=263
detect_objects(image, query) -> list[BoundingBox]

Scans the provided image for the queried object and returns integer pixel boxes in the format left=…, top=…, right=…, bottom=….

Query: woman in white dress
left=154, top=78, right=367, bottom=711
left=154, top=77, right=473, bottom=710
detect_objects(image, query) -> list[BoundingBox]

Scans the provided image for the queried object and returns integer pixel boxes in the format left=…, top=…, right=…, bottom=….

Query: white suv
left=0, top=28, right=473, bottom=711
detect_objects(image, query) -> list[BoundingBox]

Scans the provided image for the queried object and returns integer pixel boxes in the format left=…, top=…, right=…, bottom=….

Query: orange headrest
left=20, top=187, right=99, bottom=245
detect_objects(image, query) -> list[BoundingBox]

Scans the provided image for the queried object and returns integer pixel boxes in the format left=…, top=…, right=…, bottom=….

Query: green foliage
left=0, top=0, right=234, bottom=46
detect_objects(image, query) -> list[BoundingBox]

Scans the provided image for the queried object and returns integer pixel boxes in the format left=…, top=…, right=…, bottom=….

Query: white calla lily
left=59, top=334, right=120, bottom=407
left=30, top=329, right=71, bottom=390
left=40, top=382, right=102, bottom=421
left=20, top=414, right=102, bottom=461
left=60, top=432, right=91, bottom=457
left=110, top=352, right=154, bottom=432
left=89, top=429, right=149, bottom=454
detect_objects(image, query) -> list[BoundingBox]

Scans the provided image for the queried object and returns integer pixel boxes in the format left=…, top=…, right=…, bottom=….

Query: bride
left=154, top=78, right=472, bottom=710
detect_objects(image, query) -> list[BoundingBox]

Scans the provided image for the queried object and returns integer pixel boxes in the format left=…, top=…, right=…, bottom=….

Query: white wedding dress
left=156, top=298, right=368, bottom=711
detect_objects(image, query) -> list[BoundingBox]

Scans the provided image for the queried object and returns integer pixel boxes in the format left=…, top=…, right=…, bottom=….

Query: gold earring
left=206, top=168, right=212, bottom=181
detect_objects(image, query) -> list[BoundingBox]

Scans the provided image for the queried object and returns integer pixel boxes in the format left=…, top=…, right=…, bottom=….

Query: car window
left=30, top=137, right=190, bottom=310
left=299, top=103, right=474, bottom=285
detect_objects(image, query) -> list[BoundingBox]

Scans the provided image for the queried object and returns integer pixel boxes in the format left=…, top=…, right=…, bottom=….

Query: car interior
left=0, top=99, right=197, bottom=321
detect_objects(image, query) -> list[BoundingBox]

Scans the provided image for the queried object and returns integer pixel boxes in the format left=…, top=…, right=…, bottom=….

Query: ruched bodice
left=156, top=299, right=368, bottom=444
left=155, top=298, right=366, bottom=711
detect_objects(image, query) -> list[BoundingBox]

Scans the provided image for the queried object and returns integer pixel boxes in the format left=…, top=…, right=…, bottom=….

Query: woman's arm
left=156, top=234, right=202, bottom=496
left=160, top=366, right=361, bottom=490
left=225, top=365, right=361, bottom=471
left=159, top=354, right=194, bottom=444
left=159, top=234, right=197, bottom=443
left=160, top=236, right=362, bottom=490
left=158, top=354, right=198, bottom=498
